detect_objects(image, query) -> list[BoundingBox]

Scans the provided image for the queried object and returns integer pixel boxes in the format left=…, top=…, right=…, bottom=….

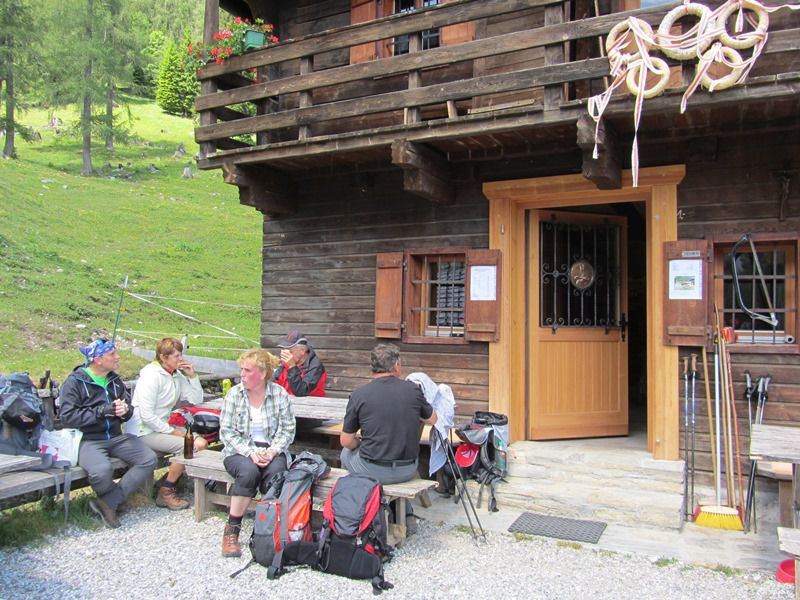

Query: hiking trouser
left=340, top=448, right=418, bottom=485
left=223, top=453, right=288, bottom=498
left=79, top=434, right=157, bottom=510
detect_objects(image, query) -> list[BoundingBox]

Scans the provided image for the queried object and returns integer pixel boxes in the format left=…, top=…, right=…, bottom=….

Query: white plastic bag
left=38, top=428, right=83, bottom=465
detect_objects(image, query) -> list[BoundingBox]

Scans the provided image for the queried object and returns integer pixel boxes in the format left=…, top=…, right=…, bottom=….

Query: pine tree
left=156, top=34, right=198, bottom=117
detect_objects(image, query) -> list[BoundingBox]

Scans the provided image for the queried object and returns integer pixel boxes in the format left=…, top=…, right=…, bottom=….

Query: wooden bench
left=0, top=452, right=170, bottom=511
left=778, top=527, right=800, bottom=599
left=171, top=450, right=436, bottom=544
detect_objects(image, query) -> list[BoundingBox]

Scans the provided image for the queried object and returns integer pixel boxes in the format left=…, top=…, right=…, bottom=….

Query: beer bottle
left=183, top=426, right=194, bottom=459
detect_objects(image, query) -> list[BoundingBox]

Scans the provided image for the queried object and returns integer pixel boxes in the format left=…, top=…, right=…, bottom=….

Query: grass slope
left=0, top=97, right=263, bottom=380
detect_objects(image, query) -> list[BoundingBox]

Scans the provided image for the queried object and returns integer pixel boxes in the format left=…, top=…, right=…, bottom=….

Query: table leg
left=793, top=464, right=799, bottom=528
left=194, top=478, right=207, bottom=522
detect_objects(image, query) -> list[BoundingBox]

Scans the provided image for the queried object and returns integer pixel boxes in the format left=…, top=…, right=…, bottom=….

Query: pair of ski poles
left=743, top=372, right=771, bottom=533
left=432, top=427, right=486, bottom=543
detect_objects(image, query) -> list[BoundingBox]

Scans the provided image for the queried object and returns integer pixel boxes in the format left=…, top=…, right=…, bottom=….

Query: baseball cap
left=276, top=330, right=309, bottom=349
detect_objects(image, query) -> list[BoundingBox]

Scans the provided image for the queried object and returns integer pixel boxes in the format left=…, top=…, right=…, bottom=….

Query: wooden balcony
left=195, top=0, right=800, bottom=182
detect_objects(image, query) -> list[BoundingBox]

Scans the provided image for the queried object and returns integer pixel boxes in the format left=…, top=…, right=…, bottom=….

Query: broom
left=694, top=306, right=744, bottom=530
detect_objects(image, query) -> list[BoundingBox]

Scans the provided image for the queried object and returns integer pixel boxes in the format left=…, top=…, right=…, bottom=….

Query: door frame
left=482, top=165, right=685, bottom=460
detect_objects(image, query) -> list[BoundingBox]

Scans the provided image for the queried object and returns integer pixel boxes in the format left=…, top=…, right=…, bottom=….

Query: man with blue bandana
left=60, top=339, right=157, bottom=528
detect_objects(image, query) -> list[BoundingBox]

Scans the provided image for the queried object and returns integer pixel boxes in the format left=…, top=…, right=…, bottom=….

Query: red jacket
left=273, top=348, right=327, bottom=397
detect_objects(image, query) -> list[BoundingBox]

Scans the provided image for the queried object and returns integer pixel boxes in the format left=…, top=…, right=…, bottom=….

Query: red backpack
left=168, top=406, right=221, bottom=442
left=318, top=473, right=394, bottom=594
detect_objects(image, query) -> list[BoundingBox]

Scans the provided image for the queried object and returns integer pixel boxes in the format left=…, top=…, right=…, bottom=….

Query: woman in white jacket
left=131, top=337, right=207, bottom=509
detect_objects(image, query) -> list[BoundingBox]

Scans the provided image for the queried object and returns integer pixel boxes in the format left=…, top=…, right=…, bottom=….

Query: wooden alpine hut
left=194, top=0, right=800, bottom=529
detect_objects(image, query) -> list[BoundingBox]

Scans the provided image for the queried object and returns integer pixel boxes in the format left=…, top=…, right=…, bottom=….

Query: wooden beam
left=196, top=57, right=611, bottom=141
left=391, top=140, right=454, bottom=204
left=221, top=162, right=295, bottom=216
left=197, top=72, right=800, bottom=170
left=576, top=113, right=621, bottom=189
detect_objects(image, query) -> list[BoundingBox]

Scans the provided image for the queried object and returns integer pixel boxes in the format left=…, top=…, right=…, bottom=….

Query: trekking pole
left=111, top=275, right=129, bottom=344
left=682, top=356, right=690, bottom=522
left=690, top=353, right=698, bottom=518
left=434, top=427, right=486, bottom=543
left=743, top=371, right=755, bottom=533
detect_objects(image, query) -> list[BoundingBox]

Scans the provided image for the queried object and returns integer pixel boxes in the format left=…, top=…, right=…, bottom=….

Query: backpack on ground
left=231, top=451, right=330, bottom=579
left=317, top=473, right=394, bottom=594
left=0, top=371, right=46, bottom=451
left=168, top=405, right=221, bottom=443
left=448, top=411, right=509, bottom=512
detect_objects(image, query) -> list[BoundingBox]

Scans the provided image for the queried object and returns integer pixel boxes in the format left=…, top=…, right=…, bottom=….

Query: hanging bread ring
left=657, top=3, right=713, bottom=60
left=717, top=0, right=769, bottom=50
left=625, top=57, right=671, bottom=98
left=606, top=19, right=653, bottom=62
left=699, top=45, right=745, bottom=91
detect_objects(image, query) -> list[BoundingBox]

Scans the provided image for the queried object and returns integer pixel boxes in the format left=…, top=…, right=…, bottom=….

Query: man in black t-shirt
left=340, top=343, right=437, bottom=485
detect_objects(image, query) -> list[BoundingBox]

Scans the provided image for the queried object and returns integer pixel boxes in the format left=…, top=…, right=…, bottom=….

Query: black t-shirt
left=342, top=376, right=433, bottom=462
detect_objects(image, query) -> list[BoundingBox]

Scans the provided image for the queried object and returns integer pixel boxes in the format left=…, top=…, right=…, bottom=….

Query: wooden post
left=299, top=56, right=314, bottom=140
left=543, top=3, right=565, bottom=111
left=405, top=33, right=421, bottom=125
left=199, top=0, right=220, bottom=158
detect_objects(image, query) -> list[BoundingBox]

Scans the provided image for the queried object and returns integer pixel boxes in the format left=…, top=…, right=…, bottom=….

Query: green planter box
left=243, top=30, right=266, bottom=51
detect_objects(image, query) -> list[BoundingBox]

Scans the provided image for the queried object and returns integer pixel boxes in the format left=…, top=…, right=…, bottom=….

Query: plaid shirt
left=220, top=381, right=295, bottom=459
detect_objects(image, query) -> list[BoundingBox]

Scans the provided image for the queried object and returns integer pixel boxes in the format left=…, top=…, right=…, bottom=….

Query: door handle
left=619, top=312, right=628, bottom=342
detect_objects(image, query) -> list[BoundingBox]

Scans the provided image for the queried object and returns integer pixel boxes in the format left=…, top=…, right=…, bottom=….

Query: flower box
left=243, top=30, right=266, bottom=51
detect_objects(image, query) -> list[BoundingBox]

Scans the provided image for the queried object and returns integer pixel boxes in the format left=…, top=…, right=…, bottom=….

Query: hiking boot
left=89, top=498, right=120, bottom=529
left=156, top=486, right=190, bottom=511
left=117, top=501, right=130, bottom=515
left=222, top=524, right=242, bottom=558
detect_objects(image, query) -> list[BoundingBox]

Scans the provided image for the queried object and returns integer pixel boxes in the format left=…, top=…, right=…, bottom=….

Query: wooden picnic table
left=749, top=424, right=800, bottom=528
left=202, top=395, right=348, bottom=421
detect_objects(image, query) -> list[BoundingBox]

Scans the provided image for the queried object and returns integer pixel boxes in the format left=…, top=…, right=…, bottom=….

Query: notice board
left=663, top=240, right=711, bottom=347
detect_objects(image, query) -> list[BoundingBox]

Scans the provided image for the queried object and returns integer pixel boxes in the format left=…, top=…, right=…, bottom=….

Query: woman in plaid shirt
left=219, top=349, right=296, bottom=558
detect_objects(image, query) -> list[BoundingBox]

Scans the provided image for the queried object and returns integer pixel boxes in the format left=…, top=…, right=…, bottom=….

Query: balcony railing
left=194, top=0, right=800, bottom=171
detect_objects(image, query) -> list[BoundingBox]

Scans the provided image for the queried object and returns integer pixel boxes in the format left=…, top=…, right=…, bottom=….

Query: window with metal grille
left=539, top=219, right=621, bottom=330
left=392, top=0, right=441, bottom=56
left=715, top=240, right=797, bottom=345
left=409, top=253, right=465, bottom=337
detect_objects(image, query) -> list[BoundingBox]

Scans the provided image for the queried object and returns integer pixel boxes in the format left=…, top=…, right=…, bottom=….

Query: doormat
left=507, top=512, right=607, bottom=544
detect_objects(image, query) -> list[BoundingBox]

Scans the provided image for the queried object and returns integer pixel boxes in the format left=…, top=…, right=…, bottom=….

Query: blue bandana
left=80, top=339, right=116, bottom=365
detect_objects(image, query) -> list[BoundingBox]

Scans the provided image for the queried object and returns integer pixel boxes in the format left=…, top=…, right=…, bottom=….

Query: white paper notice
left=668, top=259, right=703, bottom=300
left=470, top=266, right=496, bottom=301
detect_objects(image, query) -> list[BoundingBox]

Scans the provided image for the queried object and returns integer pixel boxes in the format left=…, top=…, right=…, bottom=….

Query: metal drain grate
left=507, top=512, right=607, bottom=544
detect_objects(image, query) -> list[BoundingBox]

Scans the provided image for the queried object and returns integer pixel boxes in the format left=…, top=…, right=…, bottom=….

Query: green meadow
left=0, top=96, right=263, bottom=381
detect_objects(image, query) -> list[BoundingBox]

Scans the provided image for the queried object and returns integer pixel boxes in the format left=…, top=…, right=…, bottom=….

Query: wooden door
left=528, top=210, right=629, bottom=440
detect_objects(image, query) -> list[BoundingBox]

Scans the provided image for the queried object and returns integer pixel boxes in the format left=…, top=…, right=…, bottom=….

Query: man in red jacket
left=273, top=330, right=327, bottom=397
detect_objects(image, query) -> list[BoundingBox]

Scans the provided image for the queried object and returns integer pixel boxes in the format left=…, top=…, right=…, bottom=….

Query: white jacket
left=130, top=362, right=204, bottom=435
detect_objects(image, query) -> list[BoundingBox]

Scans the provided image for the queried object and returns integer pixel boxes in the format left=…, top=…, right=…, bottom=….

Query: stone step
left=506, top=463, right=685, bottom=495
left=508, top=444, right=684, bottom=485
left=489, top=479, right=685, bottom=530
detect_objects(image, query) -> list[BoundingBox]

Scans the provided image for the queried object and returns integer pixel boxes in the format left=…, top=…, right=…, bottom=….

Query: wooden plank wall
left=260, top=169, right=490, bottom=417
left=670, top=130, right=800, bottom=475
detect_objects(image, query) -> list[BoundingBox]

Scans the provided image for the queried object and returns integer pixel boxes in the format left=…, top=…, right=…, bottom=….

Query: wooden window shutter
left=374, top=252, right=404, bottom=338
left=464, top=248, right=501, bottom=342
left=440, top=0, right=475, bottom=46
left=350, top=0, right=380, bottom=64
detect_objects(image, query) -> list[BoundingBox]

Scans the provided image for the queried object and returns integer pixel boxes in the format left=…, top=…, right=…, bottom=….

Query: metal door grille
left=540, top=219, right=621, bottom=331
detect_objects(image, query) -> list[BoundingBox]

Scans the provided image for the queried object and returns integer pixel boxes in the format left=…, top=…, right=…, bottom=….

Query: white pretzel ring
left=716, top=0, right=769, bottom=50
left=626, top=57, right=671, bottom=98
left=699, top=45, right=745, bottom=91
left=657, top=3, right=714, bottom=60
left=606, top=19, right=653, bottom=62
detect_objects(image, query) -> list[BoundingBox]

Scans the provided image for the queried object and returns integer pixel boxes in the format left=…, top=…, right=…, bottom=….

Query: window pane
left=721, top=243, right=793, bottom=343
left=409, top=253, right=465, bottom=338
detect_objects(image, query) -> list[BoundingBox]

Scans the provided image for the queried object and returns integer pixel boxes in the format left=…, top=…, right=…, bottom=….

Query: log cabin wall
left=649, top=128, right=800, bottom=475
left=259, top=168, right=490, bottom=417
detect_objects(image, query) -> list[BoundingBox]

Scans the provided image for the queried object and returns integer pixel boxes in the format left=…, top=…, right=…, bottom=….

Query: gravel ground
left=0, top=505, right=793, bottom=600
